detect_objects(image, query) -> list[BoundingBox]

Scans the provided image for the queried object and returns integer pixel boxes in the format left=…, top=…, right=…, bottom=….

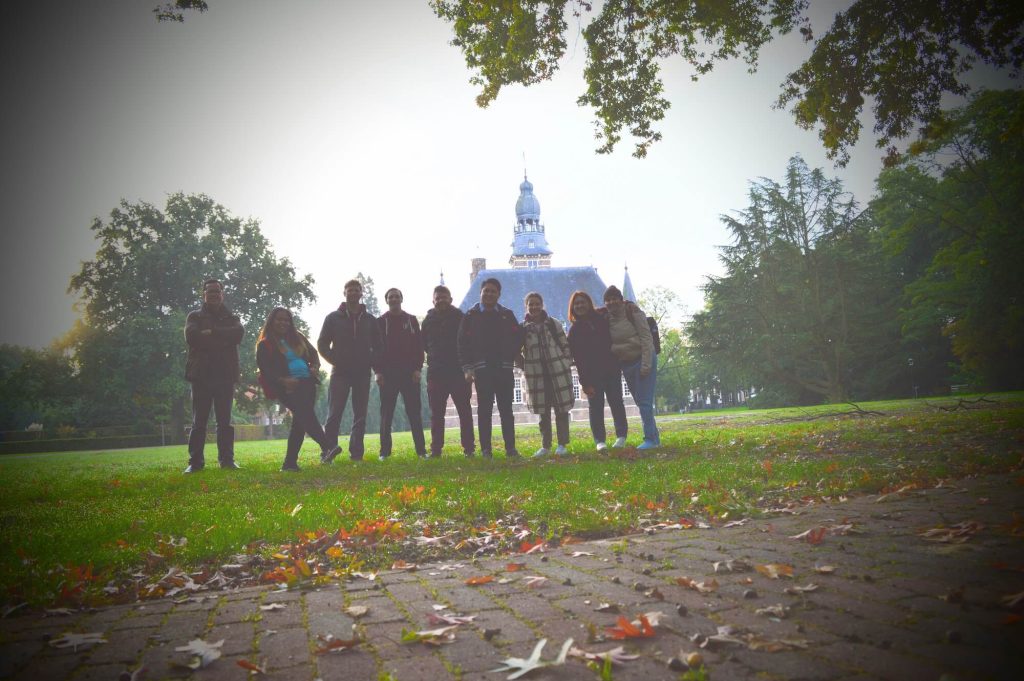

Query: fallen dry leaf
left=595, top=603, right=621, bottom=613
left=465, top=575, right=494, bottom=586
left=755, top=604, right=789, bottom=619
left=784, top=583, right=820, bottom=595
left=289, top=503, right=303, bottom=517
left=568, top=645, right=640, bottom=665
left=314, top=634, right=360, bottom=654
left=605, top=614, right=656, bottom=640
left=713, top=558, right=752, bottom=573
left=344, top=605, right=369, bottom=618
left=402, top=624, right=459, bottom=645
left=569, top=551, right=595, bottom=557
left=174, top=639, right=224, bottom=668
left=676, top=576, right=719, bottom=593
left=427, top=612, right=477, bottom=626
left=524, top=576, right=548, bottom=589
left=50, top=632, right=107, bottom=651
left=789, top=527, right=827, bottom=544
left=491, top=638, right=573, bottom=680
left=812, top=564, right=836, bottom=575
left=259, top=603, right=285, bottom=611
left=919, top=521, right=983, bottom=543
left=1001, top=590, right=1024, bottom=609
left=756, top=563, right=794, bottom=579
left=505, top=562, right=527, bottom=572
left=391, top=560, right=418, bottom=571
left=236, top=659, right=267, bottom=674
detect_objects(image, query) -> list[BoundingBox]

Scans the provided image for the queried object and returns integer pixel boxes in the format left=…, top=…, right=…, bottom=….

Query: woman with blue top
left=256, top=307, right=340, bottom=471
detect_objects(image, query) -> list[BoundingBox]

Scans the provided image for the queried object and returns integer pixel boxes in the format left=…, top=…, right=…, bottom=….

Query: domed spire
left=510, top=172, right=552, bottom=267
left=515, top=174, right=541, bottom=222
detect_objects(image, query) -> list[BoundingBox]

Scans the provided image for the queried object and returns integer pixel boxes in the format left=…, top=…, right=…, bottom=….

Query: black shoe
left=183, top=464, right=204, bottom=474
left=350, top=455, right=363, bottom=462
left=321, top=445, right=342, bottom=464
left=280, top=463, right=301, bottom=472
left=220, top=461, right=240, bottom=470
left=506, top=449, right=521, bottom=459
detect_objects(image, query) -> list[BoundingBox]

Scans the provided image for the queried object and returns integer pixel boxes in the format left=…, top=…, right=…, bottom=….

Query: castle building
left=449, top=175, right=639, bottom=426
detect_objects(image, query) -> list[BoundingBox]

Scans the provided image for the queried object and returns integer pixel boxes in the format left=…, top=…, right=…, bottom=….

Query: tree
left=430, top=0, right=1023, bottom=162
left=355, top=272, right=381, bottom=317
left=872, top=89, right=1024, bottom=389
left=688, top=156, right=902, bottom=405
left=0, top=344, right=79, bottom=431
left=66, top=193, right=315, bottom=438
left=637, top=286, right=691, bottom=410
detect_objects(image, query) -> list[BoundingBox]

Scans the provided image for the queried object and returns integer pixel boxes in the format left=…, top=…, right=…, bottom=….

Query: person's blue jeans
left=620, top=358, right=659, bottom=444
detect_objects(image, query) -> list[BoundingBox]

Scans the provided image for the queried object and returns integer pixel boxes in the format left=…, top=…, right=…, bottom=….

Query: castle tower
left=509, top=175, right=553, bottom=269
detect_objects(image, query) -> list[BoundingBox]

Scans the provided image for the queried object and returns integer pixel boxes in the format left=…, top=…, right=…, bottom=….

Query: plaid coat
left=520, top=314, right=576, bottom=414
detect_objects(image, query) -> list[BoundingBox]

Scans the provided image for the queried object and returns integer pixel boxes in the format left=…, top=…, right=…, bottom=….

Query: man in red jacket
left=375, top=288, right=427, bottom=459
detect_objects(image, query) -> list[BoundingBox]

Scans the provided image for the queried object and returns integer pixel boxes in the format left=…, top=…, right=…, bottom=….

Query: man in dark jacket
left=183, top=278, right=244, bottom=473
left=318, top=279, right=381, bottom=461
left=374, top=288, right=427, bottom=459
left=457, top=277, right=524, bottom=459
left=421, top=285, right=474, bottom=457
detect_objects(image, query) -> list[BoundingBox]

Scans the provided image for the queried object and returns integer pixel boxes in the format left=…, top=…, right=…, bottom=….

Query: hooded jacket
left=457, top=303, right=524, bottom=372
left=420, top=304, right=464, bottom=378
left=184, top=303, right=243, bottom=384
left=374, top=310, right=424, bottom=375
left=317, top=302, right=381, bottom=374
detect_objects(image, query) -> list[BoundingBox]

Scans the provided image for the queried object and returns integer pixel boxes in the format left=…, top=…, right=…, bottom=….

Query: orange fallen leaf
left=676, top=576, right=718, bottom=593
left=237, top=659, right=266, bottom=673
left=506, top=562, right=527, bottom=572
left=605, top=614, right=656, bottom=639
left=789, top=527, right=826, bottom=544
left=314, top=636, right=360, bottom=655
left=520, top=538, right=545, bottom=554
left=756, top=564, right=794, bottom=579
left=465, top=575, right=494, bottom=586
left=391, top=560, right=418, bottom=571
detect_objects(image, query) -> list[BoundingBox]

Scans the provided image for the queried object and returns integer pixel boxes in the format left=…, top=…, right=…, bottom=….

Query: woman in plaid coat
left=520, top=292, right=576, bottom=457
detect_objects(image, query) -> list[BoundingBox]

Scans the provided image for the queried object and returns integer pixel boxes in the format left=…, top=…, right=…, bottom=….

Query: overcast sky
left=0, top=0, right=896, bottom=348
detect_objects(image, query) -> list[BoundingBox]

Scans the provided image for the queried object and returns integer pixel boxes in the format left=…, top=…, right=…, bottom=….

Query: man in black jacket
left=183, top=279, right=244, bottom=473
left=318, top=279, right=382, bottom=462
left=421, top=285, right=474, bottom=457
left=457, top=278, right=524, bottom=459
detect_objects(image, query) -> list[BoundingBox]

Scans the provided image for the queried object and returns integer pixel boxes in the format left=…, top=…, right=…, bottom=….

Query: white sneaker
left=554, top=445, right=568, bottom=457
left=595, top=442, right=608, bottom=452
left=533, top=447, right=550, bottom=458
left=612, top=437, right=627, bottom=449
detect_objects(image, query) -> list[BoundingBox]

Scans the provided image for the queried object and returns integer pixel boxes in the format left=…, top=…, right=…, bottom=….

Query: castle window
left=528, top=260, right=538, bottom=268
left=528, top=238, right=535, bottom=248
left=572, top=373, right=580, bottom=400
left=513, top=377, right=523, bottom=404
left=622, top=376, right=631, bottom=397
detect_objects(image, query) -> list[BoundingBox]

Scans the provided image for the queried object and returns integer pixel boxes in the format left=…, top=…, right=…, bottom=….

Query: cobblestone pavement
left=2, top=474, right=1023, bottom=681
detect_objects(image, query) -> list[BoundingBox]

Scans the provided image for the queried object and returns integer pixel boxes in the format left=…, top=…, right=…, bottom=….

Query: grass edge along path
left=0, top=394, right=1021, bottom=610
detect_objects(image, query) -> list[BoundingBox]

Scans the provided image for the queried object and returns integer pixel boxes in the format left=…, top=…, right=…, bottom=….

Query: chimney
left=470, top=258, right=486, bottom=283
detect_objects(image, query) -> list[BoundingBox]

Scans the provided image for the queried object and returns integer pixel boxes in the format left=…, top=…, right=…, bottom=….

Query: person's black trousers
left=474, top=367, right=516, bottom=453
left=586, top=371, right=628, bottom=443
left=324, top=368, right=370, bottom=459
left=187, top=380, right=235, bottom=468
left=379, top=373, right=427, bottom=457
left=280, top=378, right=328, bottom=467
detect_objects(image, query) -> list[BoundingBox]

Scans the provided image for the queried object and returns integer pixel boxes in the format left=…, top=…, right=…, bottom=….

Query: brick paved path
left=2, top=474, right=1022, bottom=681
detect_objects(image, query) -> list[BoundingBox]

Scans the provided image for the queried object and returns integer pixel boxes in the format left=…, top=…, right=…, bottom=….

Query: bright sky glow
left=0, top=0, right=890, bottom=347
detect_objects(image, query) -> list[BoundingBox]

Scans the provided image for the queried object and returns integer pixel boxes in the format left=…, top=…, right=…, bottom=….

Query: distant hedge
left=0, top=424, right=274, bottom=454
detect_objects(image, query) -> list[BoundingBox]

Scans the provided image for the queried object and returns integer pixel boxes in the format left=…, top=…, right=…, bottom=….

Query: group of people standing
left=182, top=276, right=659, bottom=473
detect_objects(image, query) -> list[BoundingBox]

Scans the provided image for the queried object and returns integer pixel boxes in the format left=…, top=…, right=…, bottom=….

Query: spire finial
left=522, top=151, right=527, bottom=180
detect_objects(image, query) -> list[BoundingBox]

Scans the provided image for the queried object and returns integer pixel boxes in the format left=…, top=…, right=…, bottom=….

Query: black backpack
left=625, top=304, right=661, bottom=355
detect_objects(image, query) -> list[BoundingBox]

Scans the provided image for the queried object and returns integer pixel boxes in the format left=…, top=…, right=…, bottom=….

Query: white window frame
left=572, top=373, right=580, bottom=400
left=513, top=377, right=524, bottom=404
left=622, top=376, right=631, bottom=397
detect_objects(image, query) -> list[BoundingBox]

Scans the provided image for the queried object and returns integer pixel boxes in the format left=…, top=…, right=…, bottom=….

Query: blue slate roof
left=511, top=229, right=553, bottom=257
left=459, top=267, right=608, bottom=325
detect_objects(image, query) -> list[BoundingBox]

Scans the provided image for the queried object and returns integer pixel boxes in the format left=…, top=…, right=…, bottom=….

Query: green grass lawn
left=1, top=393, right=1021, bottom=608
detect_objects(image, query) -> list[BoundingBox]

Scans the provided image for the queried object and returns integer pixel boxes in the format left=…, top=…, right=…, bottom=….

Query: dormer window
left=528, top=238, right=535, bottom=249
